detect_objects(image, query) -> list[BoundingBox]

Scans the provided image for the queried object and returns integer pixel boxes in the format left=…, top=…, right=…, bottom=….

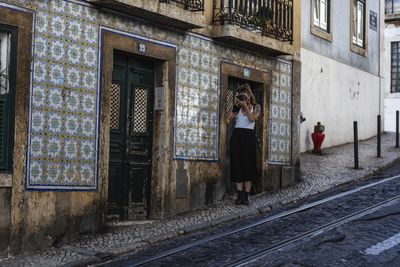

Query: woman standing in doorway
left=227, top=83, right=261, bottom=206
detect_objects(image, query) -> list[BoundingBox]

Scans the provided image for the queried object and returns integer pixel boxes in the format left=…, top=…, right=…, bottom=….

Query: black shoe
left=234, top=191, right=243, bottom=205
left=243, top=192, right=250, bottom=206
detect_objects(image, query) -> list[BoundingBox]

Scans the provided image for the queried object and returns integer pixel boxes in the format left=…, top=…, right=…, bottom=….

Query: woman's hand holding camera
left=237, top=99, right=247, bottom=108
left=237, top=93, right=260, bottom=122
left=235, top=94, right=249, bottom=108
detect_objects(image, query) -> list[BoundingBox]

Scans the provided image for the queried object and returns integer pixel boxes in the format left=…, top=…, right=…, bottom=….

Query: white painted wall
left=300, top=48, right=381, bottom=152
left=301, top=0, right=380, bottom=76
left=384, top=23, right=400, bottom=132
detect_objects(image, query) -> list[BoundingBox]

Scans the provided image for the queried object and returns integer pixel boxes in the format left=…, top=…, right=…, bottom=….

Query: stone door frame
left=219, top=61, right=271, bottom=192
left=0, top=4, right=33, bottom=253
left=99, top=28, right=177, bottom=219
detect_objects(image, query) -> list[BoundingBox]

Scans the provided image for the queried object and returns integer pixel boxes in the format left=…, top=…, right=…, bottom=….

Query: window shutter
left=313, top=0, right=320, bottom=27
left=320, top=0, right=328, bottom=30
left=352, top=0, right=358, bottom=44
left=0, top=94, right=9, bottom=170
left=357, top=1, right=364, bottom=47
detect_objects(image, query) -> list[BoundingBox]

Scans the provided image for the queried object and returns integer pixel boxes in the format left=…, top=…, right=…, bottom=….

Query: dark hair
left=237, top=83, right=256, bottom=105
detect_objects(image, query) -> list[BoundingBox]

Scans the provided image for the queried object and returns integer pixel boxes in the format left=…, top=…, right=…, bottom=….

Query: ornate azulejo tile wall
left=174, top=35, right=220, bottom=160
left=269, top=61, right=292, bottom=164
left=6, top=0, right=294, bottom=190
left=25, top=0, right=99, bottom=190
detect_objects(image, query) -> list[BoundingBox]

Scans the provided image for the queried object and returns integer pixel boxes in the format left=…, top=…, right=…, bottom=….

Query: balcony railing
left=213, top=0, right=293, bottom=43
left=159, top=0, right=204, bottom=12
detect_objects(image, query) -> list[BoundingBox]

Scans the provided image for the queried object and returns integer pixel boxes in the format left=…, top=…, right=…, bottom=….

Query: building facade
left=0, top=0, right=301, bottom=254
left=384, top=0, right=400, bottom=132
left=300, top=0, right=384, bottom=152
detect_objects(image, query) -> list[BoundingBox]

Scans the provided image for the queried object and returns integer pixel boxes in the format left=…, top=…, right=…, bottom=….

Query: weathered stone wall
left=1, top=0, right=299, bottom=252
left=0, top=188, right=11, bottom=256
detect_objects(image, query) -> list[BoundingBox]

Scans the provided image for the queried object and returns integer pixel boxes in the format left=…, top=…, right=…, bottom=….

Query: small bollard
left=377, top=115, right=381, bottom=158
left=354, top=121, right=359, bottom=169
left=396, top=110, right=399, bottom=148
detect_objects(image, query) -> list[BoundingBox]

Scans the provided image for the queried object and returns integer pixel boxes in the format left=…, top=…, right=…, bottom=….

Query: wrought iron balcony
left=213, top=0, right=293, bottom=43
left=87, top=0, right=206, bottom=30
left=159, top=0, right=204, bottom=12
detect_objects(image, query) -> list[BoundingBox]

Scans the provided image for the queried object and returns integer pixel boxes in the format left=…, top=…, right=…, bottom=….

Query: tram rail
left=229, top=195, right=400, bottom=267
left=109, top=174, right=400, bottom=267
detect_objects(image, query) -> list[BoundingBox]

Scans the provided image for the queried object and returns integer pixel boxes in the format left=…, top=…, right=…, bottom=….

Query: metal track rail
left=129, top=174, right=400, bottom=266
left=230, top=195, right=400, bottom=267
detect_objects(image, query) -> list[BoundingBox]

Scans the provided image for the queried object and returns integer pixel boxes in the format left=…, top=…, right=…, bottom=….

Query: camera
left=232, top=94, right=248, bottom=112
left=236, top=94, right=248, bottom=101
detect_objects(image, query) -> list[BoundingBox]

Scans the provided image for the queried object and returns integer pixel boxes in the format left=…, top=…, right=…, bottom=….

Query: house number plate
left=138, top=43, right=146, bottom=54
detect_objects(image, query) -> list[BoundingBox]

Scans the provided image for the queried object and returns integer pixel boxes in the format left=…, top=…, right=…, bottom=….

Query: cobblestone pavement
left=108, top=163, right=400, bottom=266
left=1, top=133, right=400, bottom=266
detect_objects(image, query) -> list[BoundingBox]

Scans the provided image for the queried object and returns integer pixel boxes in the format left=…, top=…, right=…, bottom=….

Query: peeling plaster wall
left=0, top=188, right=11, bottom=256
left=300, top=48, right=380, bottom=152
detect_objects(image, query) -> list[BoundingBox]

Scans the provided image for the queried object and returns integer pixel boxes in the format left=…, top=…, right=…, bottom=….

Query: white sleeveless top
left=235, top=107, right=255, bottom=130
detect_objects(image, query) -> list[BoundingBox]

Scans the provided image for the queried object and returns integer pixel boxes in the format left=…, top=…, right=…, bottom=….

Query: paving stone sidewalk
left=1, top=133, right=400, bottom=266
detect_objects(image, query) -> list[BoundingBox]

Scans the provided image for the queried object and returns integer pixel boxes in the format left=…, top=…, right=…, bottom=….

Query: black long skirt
left=230, top=128, right=258, bottom=182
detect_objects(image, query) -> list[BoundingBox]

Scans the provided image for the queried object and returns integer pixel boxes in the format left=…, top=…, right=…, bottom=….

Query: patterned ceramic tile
left=23, top=0, right=99, bottom=190
left=269, top=61, right=292, bottom=164
left=90, top=6, right=283, bottom=163
left=5, top=0, right=294, bottom=190
left=174, top=35, right=219, bottom=160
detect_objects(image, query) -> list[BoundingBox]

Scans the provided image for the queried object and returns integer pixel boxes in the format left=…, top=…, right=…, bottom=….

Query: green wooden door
left=108, top=52, right=154, bottom=220
left=0, top=94, right=10, bottom=171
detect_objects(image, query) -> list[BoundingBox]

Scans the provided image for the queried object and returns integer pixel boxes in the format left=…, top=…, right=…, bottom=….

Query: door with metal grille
left=108, top=52, right=154, bottom=220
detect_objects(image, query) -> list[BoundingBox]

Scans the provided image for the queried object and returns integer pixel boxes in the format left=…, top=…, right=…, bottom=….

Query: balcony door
left=108, top=52, right=154, bottom=220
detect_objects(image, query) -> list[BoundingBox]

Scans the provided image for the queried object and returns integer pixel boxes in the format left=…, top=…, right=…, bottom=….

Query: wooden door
left=108, top=52, right=154, bottom=220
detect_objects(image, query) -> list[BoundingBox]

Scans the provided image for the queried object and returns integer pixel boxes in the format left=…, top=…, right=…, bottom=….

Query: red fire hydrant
left=311, top=122, right=325, bottom=154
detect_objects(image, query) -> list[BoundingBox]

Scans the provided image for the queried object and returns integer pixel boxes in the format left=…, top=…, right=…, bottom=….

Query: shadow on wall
left=304, top=127, right=311, bottom=150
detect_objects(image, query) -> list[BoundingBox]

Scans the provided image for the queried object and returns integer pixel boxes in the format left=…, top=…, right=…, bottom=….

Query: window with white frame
left=313, top=0, right=329, bottom=31
left=391, top=42, right=400, bottom=93
left=352, top=0, right=365, bottom=47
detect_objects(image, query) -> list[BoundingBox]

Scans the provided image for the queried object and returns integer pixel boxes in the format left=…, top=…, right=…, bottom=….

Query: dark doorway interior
left=225, top=77, right=264, bottom=194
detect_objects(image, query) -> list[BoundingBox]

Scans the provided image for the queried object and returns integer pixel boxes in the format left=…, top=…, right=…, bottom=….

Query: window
left=311, top=0, right=332, bottom=41
left=313, top=0, right=329, bottom=31
left=352, top=0, right=365, bottom=47
left=391, top=42, right=400, bottom=93
left=0, top=29, right=14, bottom=172
left=386, top=0, right=400, bottom=15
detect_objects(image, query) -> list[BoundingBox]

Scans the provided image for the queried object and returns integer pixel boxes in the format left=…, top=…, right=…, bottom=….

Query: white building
left=300, top=0, right=385, bottom=152
left=384, top=0, right=400, bottom=132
